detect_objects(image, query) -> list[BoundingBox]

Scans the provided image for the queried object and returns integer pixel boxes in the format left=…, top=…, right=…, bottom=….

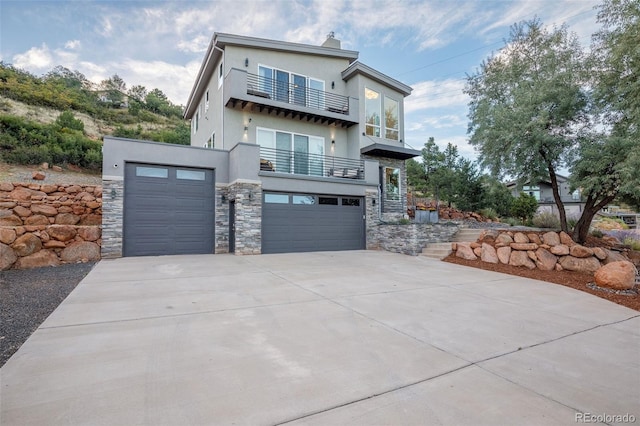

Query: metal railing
left=260, top=147, right=364, bottom=180
left=247, top=73, right=350, bottom=115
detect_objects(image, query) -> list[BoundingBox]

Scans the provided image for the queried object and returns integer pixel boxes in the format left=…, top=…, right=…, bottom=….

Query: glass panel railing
left=260, top=147, right=364, bottom=180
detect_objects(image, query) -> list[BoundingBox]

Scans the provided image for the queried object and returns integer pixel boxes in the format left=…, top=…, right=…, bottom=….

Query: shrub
left=532, top=212, right=560, bottom=229
left=510, top=192, right=538, bottom=224
left=55, top=110, right=84, bottom=132
left=502, top=217, right=521, bottom=227
left=591, top=229, right=604, bottom=238
left=479, top=207, right=498, bottom=221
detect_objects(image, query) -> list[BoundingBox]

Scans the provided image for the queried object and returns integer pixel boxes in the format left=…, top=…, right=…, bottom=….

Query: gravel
left=0, top=262, right=96, bottom=367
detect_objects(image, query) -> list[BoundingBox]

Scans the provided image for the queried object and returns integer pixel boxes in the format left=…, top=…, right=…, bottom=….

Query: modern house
left=507, top=175, right=584, bottom=217
left=102, top=32, right=419, bottom=257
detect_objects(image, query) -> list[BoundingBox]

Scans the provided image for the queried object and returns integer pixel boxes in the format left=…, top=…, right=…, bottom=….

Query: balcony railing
left=260, top=147, right=364, bottom=180
left=247, top=73, right=350, bottom=115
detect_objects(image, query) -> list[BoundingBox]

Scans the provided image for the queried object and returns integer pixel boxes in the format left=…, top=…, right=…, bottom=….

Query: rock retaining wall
left=369, top=222, right=459, bottom=256
left=0, top=183, right=102, bottom=270
left=453, top=229, right=629, bottom=274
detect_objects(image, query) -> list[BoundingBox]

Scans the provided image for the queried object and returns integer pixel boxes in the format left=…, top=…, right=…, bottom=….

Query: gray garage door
left=123, top=163, right=215, bottom=256
left=262, top=192, right=365, bottom=254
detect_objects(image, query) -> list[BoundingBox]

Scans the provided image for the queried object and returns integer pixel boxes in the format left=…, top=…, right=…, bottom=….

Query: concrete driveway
left=1, top=251, right=638, bottom=425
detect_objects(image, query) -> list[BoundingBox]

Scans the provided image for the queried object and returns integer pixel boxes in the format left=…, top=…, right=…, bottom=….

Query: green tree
left=511, top=192, right=539, bottom=224
left=101, top=74, right=126, bottom=106
left=465, top=19, right=589, bottom=237
left=55, top=110, right=84, bottom=132
left=406, top=158, right=428, bottom=193
left=481, top=175, right=514, bottom=217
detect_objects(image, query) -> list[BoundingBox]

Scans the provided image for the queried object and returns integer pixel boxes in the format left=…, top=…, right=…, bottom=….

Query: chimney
left=321, top=31, right=341, bottom=49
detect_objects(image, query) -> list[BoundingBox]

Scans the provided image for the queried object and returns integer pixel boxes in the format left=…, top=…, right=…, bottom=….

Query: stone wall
left=101, top=179, right=122, bottom=258
left=0, top=183, right=102, bottom=270
left=453, top=230, right=629, bottom=274
left=368, top=222, right=459, bottom=256
left=228, top=181, right=262, bottom=255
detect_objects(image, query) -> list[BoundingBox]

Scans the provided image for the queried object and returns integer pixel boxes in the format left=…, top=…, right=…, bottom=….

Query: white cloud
left=405, top=78, right=469, bottom=113
left=177, top=35, right=210, bottom=54
left=64, top=40, right=81, bottom=50
left=13, top=43, right=53, bottom=71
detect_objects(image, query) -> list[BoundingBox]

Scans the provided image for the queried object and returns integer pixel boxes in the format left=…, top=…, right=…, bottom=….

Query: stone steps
left=450, top=228, right=485, bottom=242
left=421, top=242, right=454, bottom=260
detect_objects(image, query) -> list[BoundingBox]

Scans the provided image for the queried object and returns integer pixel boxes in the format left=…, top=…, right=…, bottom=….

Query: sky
left=0, top=0, right=601, bottom=160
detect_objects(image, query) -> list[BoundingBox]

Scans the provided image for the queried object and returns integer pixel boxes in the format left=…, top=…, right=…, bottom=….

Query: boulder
left=0, top=228, right=17, bottom=244
left=527, top=233, right=542, bottom=245
left=510, top=243, right=538, bottom=251
left=594, top=261, right=637, bottom=290
left=55, top=213, right=80, bottom=225
left=40, top=184, right=58, bottom=194
left=47, top=225, right=77, bottom=242
left=559, top=231, right=575, bottom=246
left=13, top=205, right=32, bottom=217
left=52, top=165, right=63, bottom=172
left=509, top=251, right=536, bottom=269
left=9, top=188, right=37, bottom=201
left=77, top=226, right=101, bottom=242
left=79, top=214, right=101, bottom=226
left=0, top=202, right=17, bottom=208
left=495, top=234, right=514, bottom=245
left=473, top=247, right=482, bottom=257
left=550, top=244, right=570, bottom=256
left=602, top=249, right=628, bottom=264
left=0, top=215, right=22, bottom=226
left=481, top=243, right=499, bottom=264
left=456, top=243, right=477, bottom=260
left=30, top=204, right=57, bottom=216
left=24, top=215, right=50, bottom=226
left=592, top=247, right=607, bottom=261
left=86, top=201, right=101, bottom=210
left=0, top=243, right=17, bottom=270
left=44, top=240, right=66, bottom=249
left=497, top=246, right=511, bottom=264
left=558, top=256, right=601, bottom=273
left=570, top=244, right=594, bottom=258
left=0, top=182, right=14, bottom=191
left=65, top=185, right=82, bottom=194
left=11, top=233, right=42, bottom=256
left=15, top=250, right=60, bottom=269
left=535, top=248, right=558, bottom=271
left=61, top=241, right=100, bottom=262
left=542, top=231, right=560, bottom=246
left=513, top=232, right=530, bottom=243
left=527, top=250, right=537, bottom=261
left=40, top=162, right=49, bottom=170
left=555, top=263, right=563, bottom=271
left=32, top=171, right=46, bottom=180
left=470, top=242, right=482, bottom=249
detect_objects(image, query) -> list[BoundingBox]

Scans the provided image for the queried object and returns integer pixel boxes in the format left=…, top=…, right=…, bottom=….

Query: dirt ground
left=0, top=162, right=102, bottom=186
left=443, top=250, right=640, bottom=312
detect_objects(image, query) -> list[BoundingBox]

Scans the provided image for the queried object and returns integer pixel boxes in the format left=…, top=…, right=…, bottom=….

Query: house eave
left=360, top=143, right=420, bottom=160
left=342, top=62, right=413, bottom=96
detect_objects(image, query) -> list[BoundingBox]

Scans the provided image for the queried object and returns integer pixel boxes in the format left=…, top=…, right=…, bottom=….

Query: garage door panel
left=123, top=163, right=214, bottom=257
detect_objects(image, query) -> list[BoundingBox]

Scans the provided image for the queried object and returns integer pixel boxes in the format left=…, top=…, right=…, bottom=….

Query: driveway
left=1, top=251, right=638, bottom=425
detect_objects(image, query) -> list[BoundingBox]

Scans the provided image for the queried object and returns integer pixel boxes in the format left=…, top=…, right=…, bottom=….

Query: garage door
left=262, top=192, right=365, bottom=254
left=123, top=163, right=215, bottom=256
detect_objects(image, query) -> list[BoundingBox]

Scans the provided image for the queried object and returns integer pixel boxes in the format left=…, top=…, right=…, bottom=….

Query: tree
left=55, top=110, right=84, bottom=132
left=511, top=192, right=539, bottom=224
left=406, top=158, right=429, bottom=193
left=465, top=19, right=590, bottom=238
left=100, top=74, right=126, bottom=106
left=481, top=175, right=514, bottom=217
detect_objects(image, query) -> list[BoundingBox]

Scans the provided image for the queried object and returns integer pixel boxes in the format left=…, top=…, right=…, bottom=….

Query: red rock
left=24, top=225, right=46, bottom=232
left=79, top=214, right=101, bottom=226
left=57, top=206, right=73, bottom=213
left=39, top=231, right=50, bottom=242
left=555, top=264, right=563, bottom=271
left=0, top=228, right=17, bottom=244
left=527, top=250, right=537, bottom=261
left=559, top=231, right=575, bottom=246
left=550, top=244, right=570, bottom=256
left=495, top=234, right=513, bottom=245
left=47, top=225, right=77, bottom=242
left=570, top=245, right=594, bottom=258
left=31, top=204, right=58, bottom=216
left=52, top=165, right=63, bottom=172
left=473, top=247, right=482, bottom=257
left=470, top=242, right=481, bottom=249
left=456, top=243, right=477, bottom=260
left=510, top=243, right=538, bottom=251
left=94, top=186, right=102, bottom=197
left=11, top=233, right=42, bottom=256
left=13, top=205, right=32, bottom=217
left=44, top=240, right=66, bottom=249
left=40, top=162, right=49, bottom=170
left=513, top=232, right=529, bottom=243
left=24, top=215, right=50, bottom=226
left=558, top=256, right=601, bottom=273
left=40, top=184, right=58, bottom=194
left=542, top=232, right=560, bottom=246
left=61, top=241, right=100, bottom=262
left=77, top=227, right=101, bottom=242
left=0, top=243, right=17, bottom=270
left=602, top=249, right=628, bottom=264
left=55, top=213, right=80, bottom=225
left=86, top=201, right=101, bottom=210
left=497, top=246, right=511, bottom=264
left=32, top=171, right=46, bottom=180
left=594, top=261, right=637, bottom=290
left=481, top=243, right=499, bottom=264
left=592, top=247, right=607, bottom=261
left=509, top=251, right=536, bottom=269
left=451, top=242, right=457, bottom=251
left=0, top=215, right=22, bottom=226
left=0, top=202, right=17, bottom=208
left=65, top=185, right=82, bottom=194
left=15, top=250, right=60, bottom=269
left=528, top=233, right=542, bottom=244
left=535, top=248, right=558, bottom=271
left=0, top=182, right=14, bottom=192
left=72, top=206, right=86, bottom=215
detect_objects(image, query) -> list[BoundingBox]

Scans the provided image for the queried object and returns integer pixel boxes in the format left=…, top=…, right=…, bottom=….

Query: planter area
left=0, top=183, right=102, bottom=270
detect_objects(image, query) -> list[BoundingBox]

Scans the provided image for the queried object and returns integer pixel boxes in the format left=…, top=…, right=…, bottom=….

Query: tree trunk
left=546, top=163, right=568, bottom=233
left=571, top=193, right=616, bottom=244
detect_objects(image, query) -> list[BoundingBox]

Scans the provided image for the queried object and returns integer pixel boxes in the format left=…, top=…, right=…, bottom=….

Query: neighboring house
left=94, top=90, right=130, bottom=108
left=507, top=175, right=584, bottom=217
left=101, top=33, right=419, bottom=257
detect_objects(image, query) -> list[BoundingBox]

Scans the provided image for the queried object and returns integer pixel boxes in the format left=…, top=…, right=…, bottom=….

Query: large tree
left=465, top=19, right=590, bottom=238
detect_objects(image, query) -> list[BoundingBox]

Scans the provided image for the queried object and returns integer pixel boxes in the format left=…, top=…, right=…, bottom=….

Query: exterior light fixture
left=245, top=58, right=249, bottom=67
left=244, top=126, right=248, bottom=131
left=331, top=81, right=335, bottom=89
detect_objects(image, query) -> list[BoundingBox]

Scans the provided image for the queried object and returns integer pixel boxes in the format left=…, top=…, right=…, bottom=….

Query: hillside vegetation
left=0, top=63, right=191, bottom=170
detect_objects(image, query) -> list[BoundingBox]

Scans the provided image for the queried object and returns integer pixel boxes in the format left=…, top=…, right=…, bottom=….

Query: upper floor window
left=365, top=88, right=381, bottom=137
left=218, top=62, right=223, bottom=88
left=194, top=108, right=200, bottom=134
left=257, top=65, right=324, bottom=109
left=523, top=185, right=540, bottom=201
left=384, top=96, right=399, bottom=140
left=257, top=127, right=324, bottom=176
left=205, top=90, right=209, bottom=113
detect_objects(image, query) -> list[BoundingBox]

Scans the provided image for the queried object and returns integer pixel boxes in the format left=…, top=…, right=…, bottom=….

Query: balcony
left=259, top=147, right=364, bottom=180
left=223, top=68, right=358, bottom=128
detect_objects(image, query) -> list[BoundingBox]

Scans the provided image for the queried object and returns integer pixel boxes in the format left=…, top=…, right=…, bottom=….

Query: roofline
left=184, top=33, right=359, bottom=118
left=341, top=62, right=413, bottom=96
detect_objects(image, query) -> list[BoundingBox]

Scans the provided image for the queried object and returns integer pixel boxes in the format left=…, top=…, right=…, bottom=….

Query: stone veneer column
left=215, top=184, right=230, bottom=254
left=362, top=155, right=407, bottom=221
left=101, top=179, right=123, bottom=258
left=365, top=189, right=381, bottom=250
left=228, top=181, right=262, bottom=255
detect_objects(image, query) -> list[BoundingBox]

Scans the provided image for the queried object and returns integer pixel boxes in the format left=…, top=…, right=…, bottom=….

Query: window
left=218, top=62, right=223, bottom=88
left=319, top=197, right=338, bottom=205
left=523, top=185, right=540, bottom=201
left=204, top=132, right=215, bottom=149
left=136, top=166, right=168, bottom=178
left=194, top=109, right=199, bottom=134
left=258, top=65, right=324, bottom=109
left=264, top=193, right=289, bottom=204
left=572, top=189, right=581, bottom=201
left=342, top=198, right=360, bottom=206
left=384, top=96, right=399, bottom=140
left=177, top=170, right=205, bottom=180
left=365, top=88, right=381, bottom=137
left=292, top=195, right=315, bottom=205
left=257, top=127, right=324, bottom=176
left=205, top=90, right=209, bottom=113
left=385, top=167, right=400, bottom=200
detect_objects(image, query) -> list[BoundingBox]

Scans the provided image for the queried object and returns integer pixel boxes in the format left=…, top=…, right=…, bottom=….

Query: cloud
left=177, top=35, right=210, bottom=54
left=64, top=40, right=81, bottom=50
left=13, top=43, right=53, bottom=71
left=405, top=78, right=469, bottom=113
